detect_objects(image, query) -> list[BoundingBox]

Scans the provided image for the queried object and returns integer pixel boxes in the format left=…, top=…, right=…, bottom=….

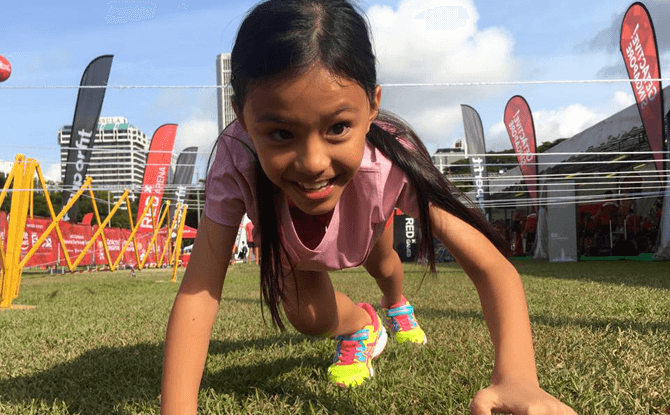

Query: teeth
left=299, top=180, right=329, bottom=191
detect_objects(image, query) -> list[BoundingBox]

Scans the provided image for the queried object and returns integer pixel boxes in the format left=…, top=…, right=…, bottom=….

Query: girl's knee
left=366, top=250, right=402, bottom=280
left=284, top=303, right=338, bottom=336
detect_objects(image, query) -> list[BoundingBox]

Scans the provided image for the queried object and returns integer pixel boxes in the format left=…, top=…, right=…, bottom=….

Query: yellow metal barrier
left=18, top=176, right=93, bottom=271
left=1, top=155, right=194, bottom=308
left=157, top=204, right=181, bottom=268
left=139, top=201, right=170, bottom=270
left=0, top=159, right=17, bottom=282
left=34, top=164, right=74, bottom=270
left=69, top=189, right=129, bottom=270
left=171, top=203, right=188, bottom=283
left=1, top=155, right=39, bottom=309
left=1, top=155, right=31, bottom=309
left=112, top=196, right=155, bottom=271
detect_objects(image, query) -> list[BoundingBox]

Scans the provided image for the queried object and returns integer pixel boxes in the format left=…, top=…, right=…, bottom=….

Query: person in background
left=245, top=221, right=259, bottom=265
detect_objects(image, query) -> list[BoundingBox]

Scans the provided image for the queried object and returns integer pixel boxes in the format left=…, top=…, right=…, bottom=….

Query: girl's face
left=236, top=64, right=381, bottom=216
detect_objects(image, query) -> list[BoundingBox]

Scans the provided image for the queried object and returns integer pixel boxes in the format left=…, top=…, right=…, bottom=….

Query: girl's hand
left=470, top=381, right=578, bottom=415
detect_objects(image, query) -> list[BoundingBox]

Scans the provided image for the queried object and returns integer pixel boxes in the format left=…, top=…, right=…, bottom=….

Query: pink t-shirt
left=204, top=120, right=419, bottom=271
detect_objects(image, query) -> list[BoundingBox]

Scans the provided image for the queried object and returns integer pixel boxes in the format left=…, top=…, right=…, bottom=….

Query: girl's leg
left=281, top=270, right=388, bottom=388
left=280, top=269, right=370, bottom=336
left=364, top=218, right=404, bottom=308
left=364, top=217, right=427, bottom=344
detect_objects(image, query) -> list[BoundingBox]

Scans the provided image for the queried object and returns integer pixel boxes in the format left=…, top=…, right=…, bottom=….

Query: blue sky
left=1, top=0, right=669, bottom=182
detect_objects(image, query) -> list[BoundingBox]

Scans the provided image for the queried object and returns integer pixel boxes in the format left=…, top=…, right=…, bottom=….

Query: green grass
left=0, top=261, right=669, bottom=414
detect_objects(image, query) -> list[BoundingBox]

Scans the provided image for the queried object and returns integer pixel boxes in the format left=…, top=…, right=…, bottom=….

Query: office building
left=58, top=116, right=149, bottom=200
left=216, top=53, right=236, bottom=132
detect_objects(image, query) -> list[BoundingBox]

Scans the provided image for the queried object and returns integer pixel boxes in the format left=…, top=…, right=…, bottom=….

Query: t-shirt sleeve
left=204, top=135, right=248, bottom=227
left=383, top=162, right=420, bottom=220
left=395, top=169, right=420, bottom=219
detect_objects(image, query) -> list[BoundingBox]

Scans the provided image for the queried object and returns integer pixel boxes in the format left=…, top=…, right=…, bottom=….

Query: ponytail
left=367, top=111, right=511, bottom=271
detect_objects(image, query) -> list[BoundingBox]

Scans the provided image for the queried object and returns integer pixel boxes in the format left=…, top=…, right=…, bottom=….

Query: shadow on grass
left=512, top=260, right=670, bottom=290
left=0, top=342, right=163, bottom=414
left=529, top=313, right=670, bottom=334
left=0, top=334, right=365, bottom=414
left=419, top=306, right=669, bottom=335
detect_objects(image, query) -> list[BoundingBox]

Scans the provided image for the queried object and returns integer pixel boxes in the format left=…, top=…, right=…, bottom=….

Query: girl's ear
left=369, top=86, right=382, bottom=122
left=232, top=99, right=248, bottom=131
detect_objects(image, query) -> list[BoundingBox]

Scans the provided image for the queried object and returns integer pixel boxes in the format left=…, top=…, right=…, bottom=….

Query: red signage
left=59, top=222, right=94, bottom=266
left=620, top=2, right=664, bottom=178
left=21, top=217, right=58, bottom=267
left=504, top=95, right=538, bottom=203
left=93, top=226, right=124, bottom=266
left=136, top=124, right=178, bottom=233
left=3, top=214, right=176, bottom=270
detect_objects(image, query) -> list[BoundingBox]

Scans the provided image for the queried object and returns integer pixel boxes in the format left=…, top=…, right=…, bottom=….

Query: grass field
left=0, top=261, right=668, bottom=414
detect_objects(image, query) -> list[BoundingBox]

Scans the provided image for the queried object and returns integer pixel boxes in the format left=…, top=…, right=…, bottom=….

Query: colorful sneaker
left=382, top=297, right=427, bottom=344
left=328, top=303, right=388, bottom=387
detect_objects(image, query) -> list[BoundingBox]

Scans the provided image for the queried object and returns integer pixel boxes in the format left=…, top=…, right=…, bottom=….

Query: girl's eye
left=329, top=123, right=350, bottom=136
left=269, top=129, right=293, bottom=141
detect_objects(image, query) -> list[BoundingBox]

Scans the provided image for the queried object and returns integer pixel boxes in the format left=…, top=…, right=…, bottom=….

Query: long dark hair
left=226, top=0, right=509, bottom=329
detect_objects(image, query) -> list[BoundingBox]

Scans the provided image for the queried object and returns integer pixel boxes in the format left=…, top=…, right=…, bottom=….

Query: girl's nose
left=294, top=135, right=329, bottom=176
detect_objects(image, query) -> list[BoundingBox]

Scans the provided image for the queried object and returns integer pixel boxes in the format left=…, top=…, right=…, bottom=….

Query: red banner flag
left=620, top=2, right=664, bottom=178
left=136, top=124, right=178, bottom=233
left=81, top=212, right=94, bottom=225
left=59, top=222, right=94, bottom=266
left=504, top=95, right=538, bottom=203
left=21, top=217, right=58, bottom=267
left=93, top=226, right=124, bottom=266
left=121, top=229, right=138, bottom=266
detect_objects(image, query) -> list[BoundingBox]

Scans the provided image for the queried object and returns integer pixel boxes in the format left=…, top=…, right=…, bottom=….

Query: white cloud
left=42, top=163, right=62, bottom=183
left=0, top=160, right=13, bottom=175
left=0, top=160, right=59, bottom=184
left=486, top=122, right=508, bottom=151
left=411, top=105, right=462, bottom=145
left=367, top=0, right=517, bottom=147
left=369, top=0, right=515, bottom=85
left=487, top=104, right=606, bottom=151
left=146, top=85, right=219, bottom=175
left=485, top=88, right=641, bottom=152
left=533, top=104, right=604, bottom=142
left=174, top=118, right=218, bottom=166
left=610, top=89, right=635, bottom=110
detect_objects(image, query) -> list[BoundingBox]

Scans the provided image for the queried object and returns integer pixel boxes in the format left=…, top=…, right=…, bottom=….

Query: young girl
left=162, top=0, right=577, bottom=413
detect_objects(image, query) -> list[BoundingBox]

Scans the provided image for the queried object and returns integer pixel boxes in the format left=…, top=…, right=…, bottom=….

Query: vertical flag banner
left=504, top=95, right=538, bottom=203
left=61, top=55, right=114, bottom=222
left=461, top=105, right=488, bottom=210
left=620, top=2, right=664, bottom=178
left=136, top=124, right=178, bottom=233
left=169, top=146, right=198, bottom=235
left=393, top=209, right=418, bottom=262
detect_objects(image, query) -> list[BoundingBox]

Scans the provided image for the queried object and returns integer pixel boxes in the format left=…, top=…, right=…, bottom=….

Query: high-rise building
left=216, top=53, right=236, bottom=132
left=58, top=116, right=149, bottom=200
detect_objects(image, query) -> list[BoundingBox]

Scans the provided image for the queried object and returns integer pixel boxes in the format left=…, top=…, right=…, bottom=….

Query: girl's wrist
left=491, top=367, right=539, bottom=387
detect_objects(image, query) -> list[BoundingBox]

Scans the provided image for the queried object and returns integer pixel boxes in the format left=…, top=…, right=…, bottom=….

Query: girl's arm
left=429, top=205, right=577, bottom=415
left=161, top=215, right=239, bottom=415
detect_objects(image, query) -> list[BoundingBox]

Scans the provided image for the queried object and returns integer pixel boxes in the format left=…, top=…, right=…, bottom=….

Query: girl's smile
left=292, top=178, right=335, bottom=200
left=236, top=63, right=381, bottom=215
